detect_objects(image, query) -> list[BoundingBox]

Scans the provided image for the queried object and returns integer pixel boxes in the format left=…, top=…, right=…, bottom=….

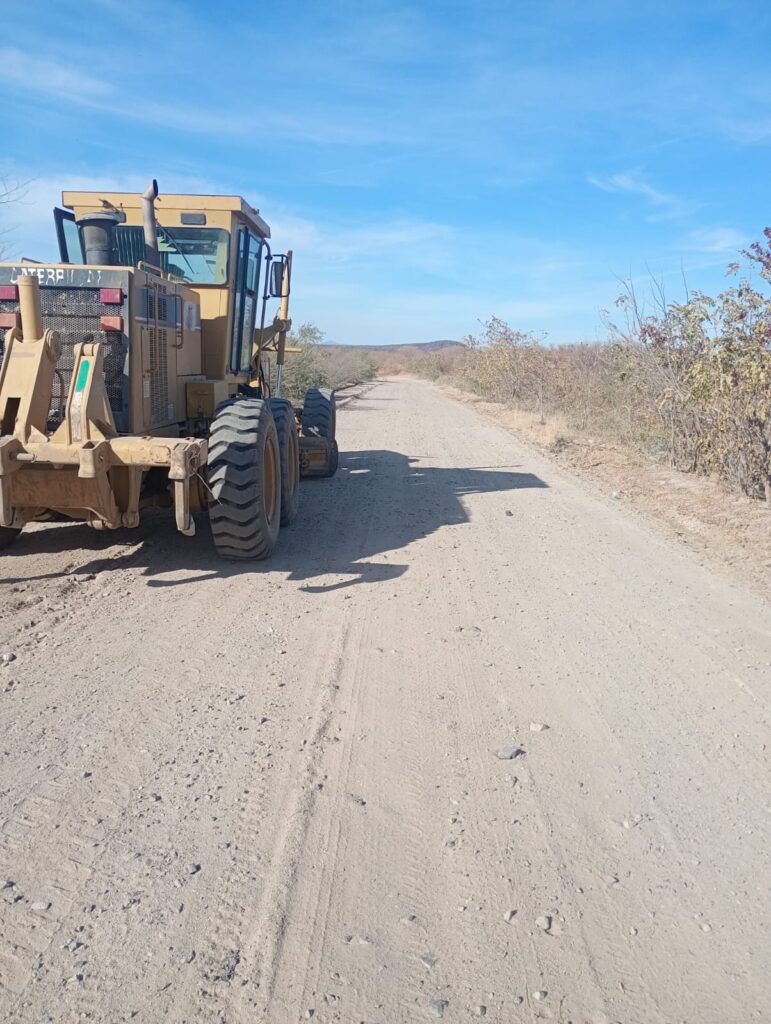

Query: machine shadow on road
left=0, top=450, right=547, bottom=592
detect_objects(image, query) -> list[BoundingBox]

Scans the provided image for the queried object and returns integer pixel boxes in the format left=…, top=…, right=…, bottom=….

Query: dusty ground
left=0, top=377, right=769, bottom=1024
left=441, top=386, right=771, bottom=602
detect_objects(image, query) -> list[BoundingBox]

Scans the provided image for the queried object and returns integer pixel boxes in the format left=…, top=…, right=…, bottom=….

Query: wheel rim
left=264, top=433, right=279, bottom=524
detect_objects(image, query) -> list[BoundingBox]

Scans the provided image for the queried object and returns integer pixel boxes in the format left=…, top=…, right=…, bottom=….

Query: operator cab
left=54, top=190, right=288, bottom=382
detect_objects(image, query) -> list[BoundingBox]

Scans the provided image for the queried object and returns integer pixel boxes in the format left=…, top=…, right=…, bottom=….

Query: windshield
left=111, top=225, right=230, bottom=284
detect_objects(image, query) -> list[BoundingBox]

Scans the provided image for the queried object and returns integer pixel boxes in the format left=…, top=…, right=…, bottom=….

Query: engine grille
left=148, top=327, right=169, bottom=424
left=0, top=283, right=130, bottom=432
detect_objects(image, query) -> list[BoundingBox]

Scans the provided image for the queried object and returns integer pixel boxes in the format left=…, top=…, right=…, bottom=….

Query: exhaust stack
left=142, top=179, right=160, bottom=266
left=76, top=210, right=123, bottom=266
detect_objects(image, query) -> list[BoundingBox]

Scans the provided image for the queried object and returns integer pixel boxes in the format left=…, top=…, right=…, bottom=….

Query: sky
left=1, top=0, right=770, bottom=345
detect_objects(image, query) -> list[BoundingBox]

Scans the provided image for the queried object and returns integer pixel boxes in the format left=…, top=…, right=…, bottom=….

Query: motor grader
left=0, top=181, right=338, bottom=559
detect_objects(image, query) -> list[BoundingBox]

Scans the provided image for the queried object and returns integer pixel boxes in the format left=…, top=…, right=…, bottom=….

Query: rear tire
left=302, top=387, right=336, bottom=439
left=267, top=398, right=300, bottom=526
left=0, top=527, right=21, bottom=551
left=207, top=398, right=281, bottom=560
left=325, top=439, right=339, bottom=478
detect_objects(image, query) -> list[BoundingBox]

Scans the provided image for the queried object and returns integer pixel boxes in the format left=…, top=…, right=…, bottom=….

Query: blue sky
left=2, top=0, right=770, bottom=345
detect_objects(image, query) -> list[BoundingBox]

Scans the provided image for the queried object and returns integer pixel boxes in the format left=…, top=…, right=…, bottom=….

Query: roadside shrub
left=410, top=346, right=467, bottom=381
left=407, top=239, right=771, bottom=500
left=609, top=252, right=771, bottom=498
left=279, top=322, right=377, bottom=402
left=280, top=323, right=329, bottom=400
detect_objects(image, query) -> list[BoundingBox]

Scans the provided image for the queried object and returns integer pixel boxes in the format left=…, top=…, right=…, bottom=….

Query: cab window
left=230, top=229, right=263, bottom=374
left=114, top=225, right=230, bottom=284
left=155, top=226, right=230, bottom=284
left=54, top=208, right=85, bottom=262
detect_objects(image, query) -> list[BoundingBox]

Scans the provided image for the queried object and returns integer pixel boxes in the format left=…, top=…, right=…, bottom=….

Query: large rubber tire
left=207, top=398, right=281, bottom=560
left=325, top=440, right=339, bottom=478
left=302, top=387, right=336, bottom=439
left=0, top=527, right=21, bottom=551
left=267, top=398, right=300, bottom=526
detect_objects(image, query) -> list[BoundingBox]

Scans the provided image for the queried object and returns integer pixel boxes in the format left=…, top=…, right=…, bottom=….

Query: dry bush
left=279, top=323, right=377, bottom=402
left=453, top=322, right=650, bottom=444
left=405, top=240, right=771, bottom=500
left=607, top=253, right=771, bottom=498
left=323, top=346, right=378, bottom=389
left=373, top=349, right=414, bottom=376
left=409, top=345, right=467, bottom=381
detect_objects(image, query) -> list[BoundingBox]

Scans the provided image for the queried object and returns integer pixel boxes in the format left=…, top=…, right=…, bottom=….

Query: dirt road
left=1, top=378, right=769, bottom=1024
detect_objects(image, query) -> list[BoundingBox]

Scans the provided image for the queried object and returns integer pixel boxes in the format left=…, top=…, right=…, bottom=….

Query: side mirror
left=269, top=259, right=285, bottom=297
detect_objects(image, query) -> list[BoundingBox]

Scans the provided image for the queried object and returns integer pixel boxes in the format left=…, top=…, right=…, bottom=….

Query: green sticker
left=75, top=360, right=90, bottom=393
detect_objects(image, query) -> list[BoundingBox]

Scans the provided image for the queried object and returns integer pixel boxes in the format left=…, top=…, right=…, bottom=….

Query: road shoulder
left=438, top=381, right=771, bottom=602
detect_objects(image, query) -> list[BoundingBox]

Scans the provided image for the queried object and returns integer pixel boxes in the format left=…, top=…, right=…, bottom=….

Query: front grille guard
left=0, top=285, right=130, bottom=431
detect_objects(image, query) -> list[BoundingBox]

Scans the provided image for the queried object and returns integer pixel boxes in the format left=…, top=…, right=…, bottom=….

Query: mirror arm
left=279, top=250, right=292, bottom=319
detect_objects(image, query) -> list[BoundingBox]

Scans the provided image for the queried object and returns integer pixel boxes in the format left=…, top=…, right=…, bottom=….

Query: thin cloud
left=269, top=211, right=457, bottom=278
left=587, top=171, right=678, bottom=208
left=0, top=46, right=223, bottom=134
left=0, top=47, right=112, bottom=98
left=683, top=227, right=749, bottom=253
left=0, top=45, right=396, bottom=146
left=719, top=116, right=771, bottom=145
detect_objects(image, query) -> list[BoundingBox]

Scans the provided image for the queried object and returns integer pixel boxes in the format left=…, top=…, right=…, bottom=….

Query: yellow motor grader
left=0, top=181, right=338, bottom=559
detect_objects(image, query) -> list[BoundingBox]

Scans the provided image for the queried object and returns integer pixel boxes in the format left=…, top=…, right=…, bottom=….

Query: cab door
left=229, top=228, right=263, bottom=375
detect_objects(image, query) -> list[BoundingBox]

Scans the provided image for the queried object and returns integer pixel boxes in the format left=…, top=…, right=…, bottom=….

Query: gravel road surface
left=1, top=378, right=769, bottom=1023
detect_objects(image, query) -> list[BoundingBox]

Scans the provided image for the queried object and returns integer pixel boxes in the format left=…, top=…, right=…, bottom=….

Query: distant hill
left=325, top=339, right=464, bottom=352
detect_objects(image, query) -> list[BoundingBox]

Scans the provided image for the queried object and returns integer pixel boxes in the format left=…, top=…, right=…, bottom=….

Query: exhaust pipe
left=142, top=179, right=159, bottom=266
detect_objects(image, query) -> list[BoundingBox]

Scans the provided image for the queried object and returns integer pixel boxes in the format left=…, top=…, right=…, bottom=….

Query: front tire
left=267, top=398, right=300, bottom=526
left=207, top=398, right=281, bottom=560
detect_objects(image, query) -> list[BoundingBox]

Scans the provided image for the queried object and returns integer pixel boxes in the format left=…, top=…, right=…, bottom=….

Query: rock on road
left=0, top=378, right=769, bottom=1024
